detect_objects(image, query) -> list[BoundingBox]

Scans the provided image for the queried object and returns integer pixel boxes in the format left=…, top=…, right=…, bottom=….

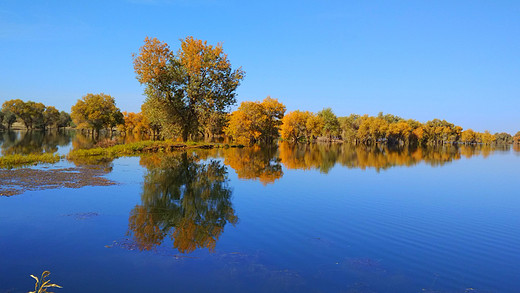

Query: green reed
left=0, top=153, right=61, bottom=169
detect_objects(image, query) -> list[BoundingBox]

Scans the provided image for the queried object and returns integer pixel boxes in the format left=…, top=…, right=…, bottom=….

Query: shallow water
left=1, top=131, right=519, bottom=292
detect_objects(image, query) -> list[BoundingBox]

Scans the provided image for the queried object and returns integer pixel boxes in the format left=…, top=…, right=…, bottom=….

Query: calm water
left=1, top=131, right=519, bottom=292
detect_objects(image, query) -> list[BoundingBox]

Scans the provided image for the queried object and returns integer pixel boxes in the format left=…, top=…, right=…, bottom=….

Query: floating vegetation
left=64, top=212, right=99, bottom=220
left=29, top=271, right=62, bottom=293
left=105, top=237, right=200, bottom=260
left=106, top=237, right=141, bottom=251
left=0, top=153, right=61, bottom=169
left=0, top=166, right=115, bottom=196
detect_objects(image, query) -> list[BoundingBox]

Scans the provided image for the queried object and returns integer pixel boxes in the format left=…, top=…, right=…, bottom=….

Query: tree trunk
left=182, top=128, right=189, bottom=142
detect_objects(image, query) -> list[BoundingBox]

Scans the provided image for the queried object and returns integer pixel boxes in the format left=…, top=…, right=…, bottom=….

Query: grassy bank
left=0, top=153, right=62, bottom=169
left=67, top=140, right=243, bottom=161
left=0, top=141, right=244, bottom=168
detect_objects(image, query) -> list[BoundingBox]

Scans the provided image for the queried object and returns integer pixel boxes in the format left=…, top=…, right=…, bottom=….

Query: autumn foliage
left=128, top=152, right=238, bottom=253
left=225, top=97, right=286, bottom=144
left=4, top=36, right=516, bottom=148
left=133, top=36, right=244, bottom=141
left=71, top=93, right=123, bottom=135
left=1, top=99, right=71, bottom=131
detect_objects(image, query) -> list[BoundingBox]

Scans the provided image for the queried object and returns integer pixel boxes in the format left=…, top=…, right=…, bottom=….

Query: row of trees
left=0, top=99, right=71, bottom=131
left=279, top=109, right=519, bottom=146
left=131, top=36, right=519, bottom=146
left=20, top=36, right=520, bottom=146
left=223, top=102, right=519, bottom=146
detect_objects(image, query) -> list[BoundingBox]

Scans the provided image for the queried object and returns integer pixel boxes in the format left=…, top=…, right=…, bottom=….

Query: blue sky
left=1, top=0, right=519, bottom=133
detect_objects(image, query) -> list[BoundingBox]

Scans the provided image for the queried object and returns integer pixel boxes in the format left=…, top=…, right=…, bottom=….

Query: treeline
left=69, top=92, right=520, bottom=147
left=126, top=36, right=520, bottom=146
left=279, top=109, right=520, bottom=146
left=6, top=36, right=519, bottom=146
left=68, top=93, right=159, bottom=138
left=0, top=99, right=71, bottom=131
left=214, top=97, right=519, bottom=146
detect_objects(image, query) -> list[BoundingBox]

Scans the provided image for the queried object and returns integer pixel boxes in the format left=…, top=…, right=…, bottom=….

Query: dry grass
left=29, top=271, right=62, bottom=293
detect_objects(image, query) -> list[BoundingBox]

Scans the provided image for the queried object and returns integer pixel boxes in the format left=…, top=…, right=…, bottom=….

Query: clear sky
left=1, top=0, right=519, bottom=133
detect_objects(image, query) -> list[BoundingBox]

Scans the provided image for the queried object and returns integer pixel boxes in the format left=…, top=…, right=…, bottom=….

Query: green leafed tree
left=42, top=106, right=60, bottom=131
left=494, top=132, right=513, bottom=144
left=338, top=114, right=361, bottom=143
left=1, top=108, right=17, bottom=130
left=318, top=108, right=340, bottom=140
left=71, top=93, right=123, bottom=135
left=57, top=111, right=72, bottom=130
left=133, top=36, right=245, bottom=141
left=2, top=99, right=45, bottom=130
left=0, top=110, right=4, bottom=131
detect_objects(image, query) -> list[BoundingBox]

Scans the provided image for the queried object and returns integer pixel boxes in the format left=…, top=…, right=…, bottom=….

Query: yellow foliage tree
left=479, top=130, right=496, bottom=145
left=356, top=116, right=389, bottom=145
left=71, top=93, right=123, bottom=135
left=514, top=131, right=520, bottom=144
left=280, top=110, right=312, bottom=141
left=461, top=129, right=478, bottom=144
left=386, top=121, right=412, bottom=144
left=225, top=97, right=286, bottom=144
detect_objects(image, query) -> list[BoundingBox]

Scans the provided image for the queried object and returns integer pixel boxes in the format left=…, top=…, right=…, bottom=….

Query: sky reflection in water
left=0, top=131, right=519, bottom=292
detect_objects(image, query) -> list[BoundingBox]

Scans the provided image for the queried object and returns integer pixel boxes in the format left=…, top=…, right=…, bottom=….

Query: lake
left=1, top=131, right=519, bottom=292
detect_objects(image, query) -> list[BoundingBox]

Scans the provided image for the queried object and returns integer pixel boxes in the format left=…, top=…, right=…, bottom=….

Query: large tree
left=71, top=93, right=123, bottom=135
left=133, top=36, right=245, bottom=141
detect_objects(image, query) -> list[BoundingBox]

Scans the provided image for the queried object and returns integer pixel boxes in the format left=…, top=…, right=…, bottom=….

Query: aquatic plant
left=29, top=270, right=62, bottom=293
left=0, top=153, right=61, bottom=169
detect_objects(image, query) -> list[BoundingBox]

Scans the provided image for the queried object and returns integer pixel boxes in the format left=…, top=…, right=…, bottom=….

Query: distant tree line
left=6, top=36, right=519, bottom=146
left=279, top=109, right=519, bottom=146
left=0, top=99, right=71, bottom=131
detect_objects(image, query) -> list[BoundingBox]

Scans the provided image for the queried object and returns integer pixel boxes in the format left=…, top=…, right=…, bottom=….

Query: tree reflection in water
left=278, top=142, right=514, bottom=172
left=0, top=130, right=72, bottom=155
left=128, top=152, right=238, bottom=254
left=221, top=145, right=283, bottom=184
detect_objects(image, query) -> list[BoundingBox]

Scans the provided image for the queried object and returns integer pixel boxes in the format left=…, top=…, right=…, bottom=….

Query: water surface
left=1, top=131, right=519, bottom=292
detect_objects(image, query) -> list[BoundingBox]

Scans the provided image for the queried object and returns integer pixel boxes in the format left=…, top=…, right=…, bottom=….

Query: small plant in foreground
left=29, top=271, right=62, bottom=293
